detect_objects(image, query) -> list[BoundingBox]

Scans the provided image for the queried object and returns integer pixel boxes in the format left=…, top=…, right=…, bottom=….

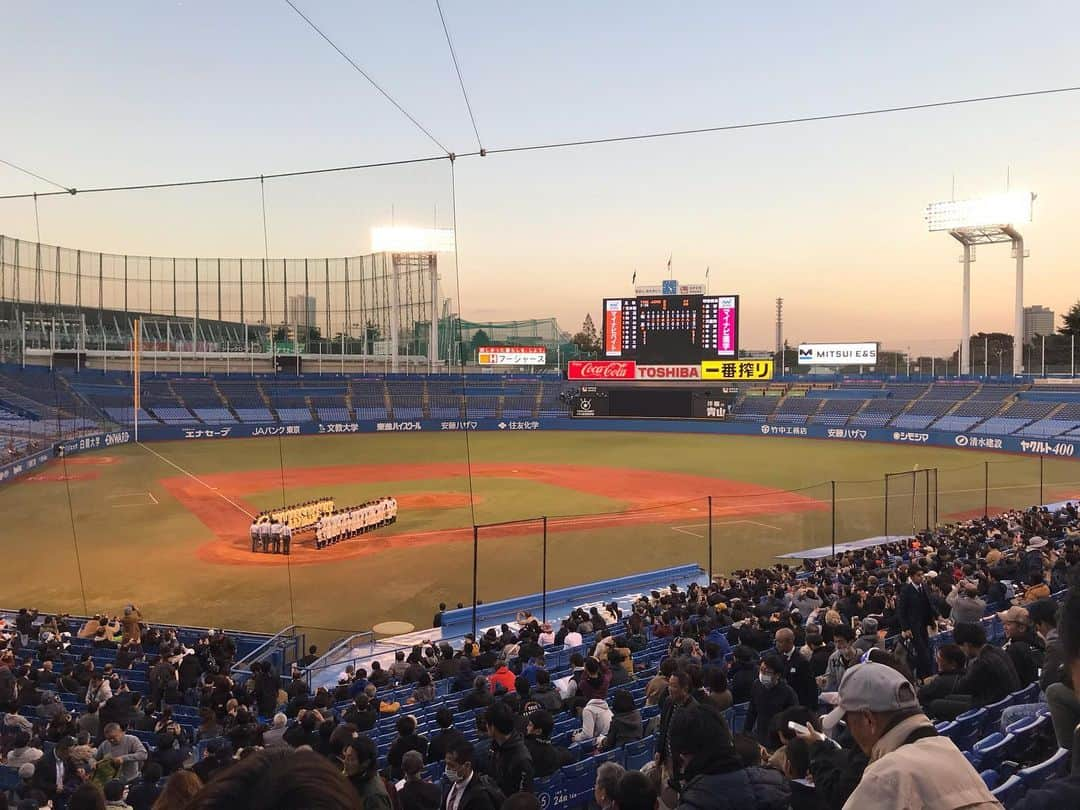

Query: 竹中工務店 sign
left=797, top=342, right=878, bottom=365
left=700, top=359, right=774, bottom=380
left=477, top=346, right=547, bottom=366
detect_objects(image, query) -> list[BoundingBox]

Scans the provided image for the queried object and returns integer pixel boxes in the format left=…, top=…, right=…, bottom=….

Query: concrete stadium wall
left=3, top=417, right=1077, bottom=486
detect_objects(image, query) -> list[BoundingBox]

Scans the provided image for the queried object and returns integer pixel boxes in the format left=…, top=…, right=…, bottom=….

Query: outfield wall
left=2, top=417, right=1076, bottom=486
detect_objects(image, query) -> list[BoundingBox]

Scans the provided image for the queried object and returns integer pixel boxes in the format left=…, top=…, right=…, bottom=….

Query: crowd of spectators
left=2, top=501, right=1080, bottom=809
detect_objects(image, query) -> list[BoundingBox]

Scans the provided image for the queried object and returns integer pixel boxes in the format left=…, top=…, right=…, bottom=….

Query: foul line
left=672, top=519, right=784, bottom=539
left=137, top=442, right=254, bottom=519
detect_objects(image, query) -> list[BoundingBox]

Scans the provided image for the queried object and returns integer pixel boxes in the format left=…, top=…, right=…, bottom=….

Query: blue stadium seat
left=982, top=694, right=1014, bottom=728
left=1010, top=683, right=1040, bottom=706
left=970, top=732, right=1016, bottom=773
left=730, top=701, right=749, bottom=734
left=559, top=758, right=598, bottom=808
left=990, top=775, right=1025, bottom=806
left=535, top=771, right=565, bottom=810
left=623, top=736, right=656, bottom=770
left=952, top=707, right=989, bottom=746
left=979, top=769, right=1000, bottom=790
left=1017, top=747, right=1070, bottom=790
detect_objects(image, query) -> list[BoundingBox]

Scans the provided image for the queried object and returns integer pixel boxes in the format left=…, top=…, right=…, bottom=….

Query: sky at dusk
left=2, top=1, right=1078, bottom=354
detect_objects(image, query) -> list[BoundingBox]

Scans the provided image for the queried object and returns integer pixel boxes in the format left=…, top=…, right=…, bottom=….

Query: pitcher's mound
left=396, top=492, right=474, bottom=510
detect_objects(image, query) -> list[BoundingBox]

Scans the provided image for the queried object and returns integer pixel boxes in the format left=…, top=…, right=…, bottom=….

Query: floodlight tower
left=925, top=192, right=1034, bottom=376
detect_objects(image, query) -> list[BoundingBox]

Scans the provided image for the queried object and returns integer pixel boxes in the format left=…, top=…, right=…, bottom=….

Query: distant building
left=288, top=295, right=316, bottom=329
left=1023, top=305, right=1055, bottom=345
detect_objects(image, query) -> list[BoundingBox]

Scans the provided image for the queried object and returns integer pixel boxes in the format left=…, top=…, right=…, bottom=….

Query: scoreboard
left=603, top=294, right=738, bottom=364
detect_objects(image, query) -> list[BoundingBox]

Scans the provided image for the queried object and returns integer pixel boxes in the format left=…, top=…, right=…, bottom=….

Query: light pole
left=925, top=191, right=1035, bottom=376
left=997, top=349, right=1004, bottom=378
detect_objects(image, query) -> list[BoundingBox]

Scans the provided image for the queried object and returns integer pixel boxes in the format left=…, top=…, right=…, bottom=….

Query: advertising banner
left=603, top=300, right=624, bottom=357
left=634, top=364, right=701, bottom=380
left=716, top=296, right=738, bottom=357
left=700, top=359, right=774, bottom=380
left=797, top=342, right=878, bottom=365
left=477, top=346, right=547, bottom=366
left=567, top=360, right=637, bottom=380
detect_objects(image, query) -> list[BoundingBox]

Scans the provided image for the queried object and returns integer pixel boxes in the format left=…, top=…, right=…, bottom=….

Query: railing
left=227, top=624, right=303, bottom=680
left=302, top=629, right=376, bottom=689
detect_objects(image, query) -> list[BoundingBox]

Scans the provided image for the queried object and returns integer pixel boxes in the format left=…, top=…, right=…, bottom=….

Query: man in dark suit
left=898, top=568, right=938, bottom=679
left=442, top=738, right=504, bottom=810
left=775, top=628, right=818, bottom=709
left=31, top=735, right=85, bottom=808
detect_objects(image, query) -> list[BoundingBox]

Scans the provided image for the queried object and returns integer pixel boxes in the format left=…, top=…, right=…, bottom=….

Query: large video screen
left=602, top=294, right=738, bottom=364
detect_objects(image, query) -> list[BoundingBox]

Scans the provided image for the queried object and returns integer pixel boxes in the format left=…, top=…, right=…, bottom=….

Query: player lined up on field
left=256, top=497, right=335, bottom=530
left=248, top=498, right=334, bottom=555
left=315, top=496, right=398, bottom=549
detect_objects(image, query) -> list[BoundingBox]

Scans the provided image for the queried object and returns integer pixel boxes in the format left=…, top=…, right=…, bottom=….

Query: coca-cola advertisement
left=567, top=360, right=637, bottom=380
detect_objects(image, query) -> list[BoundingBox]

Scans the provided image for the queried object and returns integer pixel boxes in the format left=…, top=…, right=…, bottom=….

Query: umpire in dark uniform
left=898, top=567, right=938, bottom=679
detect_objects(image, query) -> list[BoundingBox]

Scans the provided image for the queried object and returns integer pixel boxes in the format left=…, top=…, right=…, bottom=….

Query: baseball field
left=2, top=431, right=1077, bottom=641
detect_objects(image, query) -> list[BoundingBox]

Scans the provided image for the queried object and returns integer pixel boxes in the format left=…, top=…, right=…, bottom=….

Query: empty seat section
left=193, top=407, right=237, bottom=424
left=731, top=395, right=780, bottom=421
left=234, top=407, right=274, bottom=423
left=385, top=381, right=423, bottom=419
left=849, top=398, right=909, bottom=428
left=808, top=398, right=865, bottom=426
left=148, top=406, right=199, bottom=425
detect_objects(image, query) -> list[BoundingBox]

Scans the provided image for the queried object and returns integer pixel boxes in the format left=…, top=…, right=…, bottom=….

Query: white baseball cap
left=821, top=663, right=919, bottom=731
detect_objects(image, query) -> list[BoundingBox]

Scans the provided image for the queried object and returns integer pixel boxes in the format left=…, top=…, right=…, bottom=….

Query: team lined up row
left=315, top=496, right=398, bottom=549
left=254, top=497, right=335, bottom=530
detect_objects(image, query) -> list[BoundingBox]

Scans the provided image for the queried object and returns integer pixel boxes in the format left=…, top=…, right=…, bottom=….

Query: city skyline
left=1, top=2, right=1078, bottom=354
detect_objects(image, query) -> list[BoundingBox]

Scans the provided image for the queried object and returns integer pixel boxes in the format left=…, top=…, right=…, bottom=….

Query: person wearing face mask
left=816, top=663, right=998, bottom=809
left=343, top=735, right=391, bottom=810
left=821, top=626, right=859, bottom=692
left=442, top=738, right=505, bottom=810
left=745, top=654, right=798, bottom=748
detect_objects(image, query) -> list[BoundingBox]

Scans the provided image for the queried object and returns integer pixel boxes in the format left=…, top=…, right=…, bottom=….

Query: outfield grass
left=1, top=431, right=1077, bottom=640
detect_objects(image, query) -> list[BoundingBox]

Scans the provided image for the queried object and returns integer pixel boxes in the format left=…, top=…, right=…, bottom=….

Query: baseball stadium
left=3, top=6, right=1080, bottom=808
left=2, top=232, right=1077, bottom=641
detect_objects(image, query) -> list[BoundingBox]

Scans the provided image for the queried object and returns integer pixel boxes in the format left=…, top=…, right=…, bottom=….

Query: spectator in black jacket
left=745, top=654, right=799, bottom=749
left=427, top=708, right=466, bottom=763
left=729, top=645, right=760, bottom=705
left=918, top=644, right=967, bottom=709
left=399, top=749, right=441, bottom=810
left=784, top=737, right=827, bottom=810
left=1028, top=598, right=1067, bottom=691
left=529, top=669, right=562, bottom=713
left=125, top=762, right=163, bottom=810
left=522, top=709, right=573, bottom=778
left=998, top=605, right=1044, bottom=688
left=343, top=694, right=377, bottom=732
left=191, top=738, right=234, bottom=784
left=929, top=622, right=1020, bottom=720
left=387, top=714, right=429, bottom=780
left=150, top=731, right=188, bottom=775
left=486, top=701, right=534, bottom=795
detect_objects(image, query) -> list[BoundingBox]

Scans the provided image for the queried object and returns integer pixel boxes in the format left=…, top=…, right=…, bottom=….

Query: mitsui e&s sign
left=797, top=342, right=878, bottom=366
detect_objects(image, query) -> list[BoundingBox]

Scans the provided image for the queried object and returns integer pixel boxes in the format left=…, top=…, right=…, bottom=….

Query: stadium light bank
left=925, top=191, right=1034, bottom=377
